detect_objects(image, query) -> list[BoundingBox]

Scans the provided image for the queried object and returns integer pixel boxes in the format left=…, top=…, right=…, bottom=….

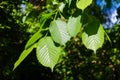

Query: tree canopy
left=0, top=0, right=120, bottom=80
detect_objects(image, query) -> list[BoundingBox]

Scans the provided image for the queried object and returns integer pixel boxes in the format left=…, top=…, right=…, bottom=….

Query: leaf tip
left=13, top=64, right=17, bottom=71
left=51, top=67, right=54, bottom=72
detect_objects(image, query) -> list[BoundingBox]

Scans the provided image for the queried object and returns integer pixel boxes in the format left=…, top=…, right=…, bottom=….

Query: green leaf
left=40, top=12, right=54, bottom=24
left=23, top=10, right=39, bottom=23
left=49, top=19, right=70, bottom=45
left=13, top=44, right=36, bottom=70
left=22, top=12, right=30, bottom=23
left=82, top=19, right=104, bottom=53
left=76, top=0, right=92, bottom=10
left=66, top=0, right=72, bottom=6
left=59, top=2, right=65, bottom=12
left=68, top=0, right=72, bottom=6
left=104, top=30, right=112, bottom=45
left=36, top=37, right=60, bottom=71
left=25, top=31, right=42, bottom=49
left=40, top=12, right=54, bottom=29
left=67, top=16, right=82, bottom=37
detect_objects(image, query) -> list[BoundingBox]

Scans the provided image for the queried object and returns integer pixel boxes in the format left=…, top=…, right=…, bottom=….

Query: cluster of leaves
left=13, top=0, right=106, bottom=71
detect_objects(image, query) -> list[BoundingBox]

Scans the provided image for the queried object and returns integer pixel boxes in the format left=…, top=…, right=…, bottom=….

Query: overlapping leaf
left=36, top=37, right=60, bottom=71
left=67, top=16, right=82, bottom=37
left=49, top=19, right=70, bottom=45
left=82, top=19, right=104, bottom=53
left=76, top=0, right=92, bottom=10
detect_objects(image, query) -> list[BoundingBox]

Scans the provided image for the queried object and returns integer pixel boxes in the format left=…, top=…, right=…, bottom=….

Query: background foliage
left=0, top=0, right=120, bottom=80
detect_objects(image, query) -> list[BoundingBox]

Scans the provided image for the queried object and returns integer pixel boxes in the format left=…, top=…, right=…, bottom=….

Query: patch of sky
left=20, top=0, right=26, bottom=13
left=96, top=0, right=120, bottom=28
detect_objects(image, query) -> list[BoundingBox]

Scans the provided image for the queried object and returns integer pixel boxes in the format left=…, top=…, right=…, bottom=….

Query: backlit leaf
left=67, top=16, right=82, bottom=37
left=36, top=37, right=60, bottom=71
left=49, top=19, right=70, bottom=45
left=76, top=0, right=92, bottom=10
left=82, top=19, right=104, bottom=53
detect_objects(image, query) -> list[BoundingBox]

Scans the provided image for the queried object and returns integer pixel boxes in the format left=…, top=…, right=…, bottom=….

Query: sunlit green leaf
left=104, top=30, right=112, bottom=45
left=25, top=31, right=42, bottom=49
left=67, top=16, right=82, bottom=37
left=59, top=2, right=65, bottom=12
left=49, top=19, right=70, bottom=45
left=36, top=37, right=60, bottom=71
left=76, top=0, right=92, bottom=10
left=13, top=44, right=36, bottom=70
left=40, top=12, right=54, bottom=24
left=82, top=19, right=104, bottom=53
